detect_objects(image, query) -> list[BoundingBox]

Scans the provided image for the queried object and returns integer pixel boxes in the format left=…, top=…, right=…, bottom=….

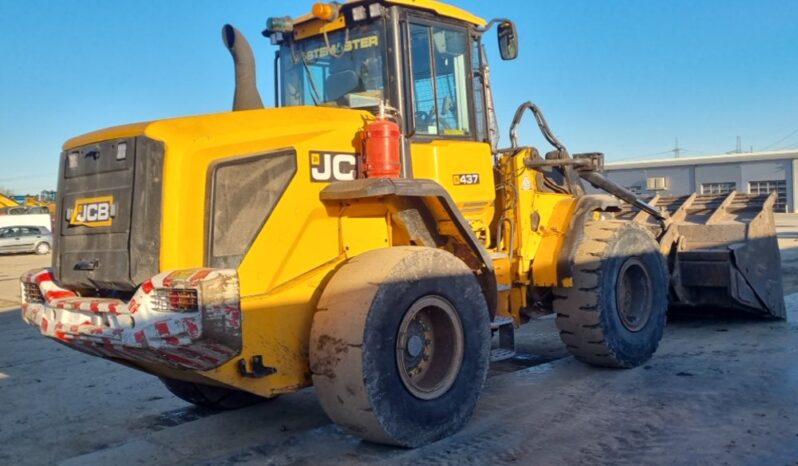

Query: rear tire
left=159, top=377, right=272, bottom=410
left=310, top=247, right=491, bottom=447
left=35, top=242, right=50, bottom=255
left=554, top=221, right=668, bottom=368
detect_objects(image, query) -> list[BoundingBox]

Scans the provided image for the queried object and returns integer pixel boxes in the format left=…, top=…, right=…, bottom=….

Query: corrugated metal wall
left=603, top=159, right=795, bottom=212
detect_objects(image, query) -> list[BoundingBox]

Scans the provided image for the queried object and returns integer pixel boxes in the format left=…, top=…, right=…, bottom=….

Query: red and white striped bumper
left=20, top=268, right=242, bottom=371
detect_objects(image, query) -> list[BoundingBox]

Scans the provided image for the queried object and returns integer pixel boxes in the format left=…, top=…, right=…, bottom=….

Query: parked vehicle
left=0, top=213, right=52, bottom=231
left=0, top=226, right=52, bottom=255
left=0, top=206, right=50, bottom=215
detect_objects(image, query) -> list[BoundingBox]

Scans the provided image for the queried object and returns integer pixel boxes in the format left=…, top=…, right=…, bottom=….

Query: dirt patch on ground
left=2, top=219, right=798, bottom=464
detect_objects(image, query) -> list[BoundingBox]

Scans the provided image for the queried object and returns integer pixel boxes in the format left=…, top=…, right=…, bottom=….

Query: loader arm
left=506, top=101, right=786, bottom=319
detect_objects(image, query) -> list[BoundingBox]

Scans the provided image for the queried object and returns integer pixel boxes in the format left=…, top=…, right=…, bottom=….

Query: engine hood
left=64, top=106, right=371, bottom=151
left=57, top=105, right=372, bottom=289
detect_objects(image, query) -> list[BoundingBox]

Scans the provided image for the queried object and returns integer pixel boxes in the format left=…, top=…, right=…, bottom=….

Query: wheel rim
left=396, top=295, right=464, bottom=400
left=615, top=258, right=653, bottom=332
left=36, top=243, right=49, bottom=254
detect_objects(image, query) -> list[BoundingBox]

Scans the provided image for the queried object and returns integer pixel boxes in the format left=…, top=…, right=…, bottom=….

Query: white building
left=604, top=149, right=798, bottom=212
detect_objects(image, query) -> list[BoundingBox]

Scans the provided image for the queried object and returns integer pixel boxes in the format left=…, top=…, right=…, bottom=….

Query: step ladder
left=490, top=316, right=516, bottom=362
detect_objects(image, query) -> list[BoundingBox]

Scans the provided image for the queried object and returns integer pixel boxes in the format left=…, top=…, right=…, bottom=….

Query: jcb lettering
left=70, top=196, right=114, bottom=227
left=310, top=152, right=357, bottom=182
left=77, top=203, right=110, bottom=222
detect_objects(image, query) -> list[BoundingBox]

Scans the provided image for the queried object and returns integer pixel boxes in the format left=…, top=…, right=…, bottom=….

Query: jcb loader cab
left=21, top=0, right=784, bottom=447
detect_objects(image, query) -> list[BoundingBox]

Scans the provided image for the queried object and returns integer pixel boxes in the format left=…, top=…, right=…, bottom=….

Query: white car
left=0, top=226, right=52, bottom=255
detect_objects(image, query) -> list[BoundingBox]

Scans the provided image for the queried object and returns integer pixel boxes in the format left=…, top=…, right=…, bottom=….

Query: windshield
left=280, top=20, right=386, bottom=109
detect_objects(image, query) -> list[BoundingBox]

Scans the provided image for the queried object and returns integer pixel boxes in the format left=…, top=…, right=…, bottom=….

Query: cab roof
left=293, top=0, right=487, bottom=27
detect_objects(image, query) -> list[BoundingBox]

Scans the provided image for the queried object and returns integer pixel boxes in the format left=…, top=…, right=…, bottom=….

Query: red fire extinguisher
left=362, top=102, right=402, bottom=178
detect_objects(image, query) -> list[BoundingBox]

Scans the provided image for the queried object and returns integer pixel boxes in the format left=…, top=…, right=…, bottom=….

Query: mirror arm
left=478, top=18, right=514, bottom=33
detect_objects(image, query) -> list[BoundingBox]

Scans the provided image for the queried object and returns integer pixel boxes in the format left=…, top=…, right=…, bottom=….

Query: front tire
left=554, top=221, right=668, bottom=368
left=310, top=247, right=491, bottom=447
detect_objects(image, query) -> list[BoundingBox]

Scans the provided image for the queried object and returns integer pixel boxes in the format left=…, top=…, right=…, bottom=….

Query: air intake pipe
left=222, top=24, right=264, bottom=111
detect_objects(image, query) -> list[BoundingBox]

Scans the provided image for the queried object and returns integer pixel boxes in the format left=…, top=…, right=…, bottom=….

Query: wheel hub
left=406, top=334, right=424, bottom=358
left=616, top=258, right=653, bottom=332
left=396, top=295, right=464, bottom=400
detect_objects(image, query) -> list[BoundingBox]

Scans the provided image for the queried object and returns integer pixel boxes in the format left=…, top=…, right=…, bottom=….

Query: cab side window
left=409, top=23, right=471, bottom=137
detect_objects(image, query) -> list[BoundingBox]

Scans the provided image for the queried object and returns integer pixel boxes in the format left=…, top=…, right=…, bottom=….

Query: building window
left=646, top=177, right=668, bottom=191
left=626, top=185, right=643, bottom=195
left=748, top=180, right=787, bottom=212
left=700, top=182, right=736, bottom=195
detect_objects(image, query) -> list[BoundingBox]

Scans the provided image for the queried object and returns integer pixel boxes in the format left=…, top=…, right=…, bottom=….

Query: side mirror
left=497, top=21, right=518, bottom=61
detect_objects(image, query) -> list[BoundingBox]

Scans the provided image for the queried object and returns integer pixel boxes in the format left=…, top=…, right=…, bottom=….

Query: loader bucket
left=621, top=192, right=786, bottom=319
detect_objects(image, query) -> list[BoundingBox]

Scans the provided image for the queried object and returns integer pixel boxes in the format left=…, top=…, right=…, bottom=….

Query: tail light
left=151, top=288, right=199, bottom=313
left=22, top=282, right=44, bottom=304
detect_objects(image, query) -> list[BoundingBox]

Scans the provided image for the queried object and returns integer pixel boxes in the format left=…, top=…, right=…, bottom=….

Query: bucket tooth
left=669, top=193, right=697, bottom=223
left=706, top=191, right=736, bottom=224
left=615, top=194, right=654, bottom=221
left=633, top=194, right=660, bottom=223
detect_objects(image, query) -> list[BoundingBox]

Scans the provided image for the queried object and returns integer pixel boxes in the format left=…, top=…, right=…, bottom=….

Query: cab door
left=405, top=19, right=494, bottom=243
left=19, top=227, right=42, bottom=252
left=0, top=228, right=15, bottom=252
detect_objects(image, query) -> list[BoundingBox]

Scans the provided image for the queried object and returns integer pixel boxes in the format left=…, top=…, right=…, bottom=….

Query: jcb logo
left=310, top=152, right=357, bottom=182
left=70, top=196, right=114, bottom=227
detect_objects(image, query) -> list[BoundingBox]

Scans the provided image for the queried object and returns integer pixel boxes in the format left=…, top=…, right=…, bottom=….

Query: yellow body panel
left=411, top=140, right=495, bottom=245
left=495, top=148, right=577, bottom=297
left=64, top=122, right=150, bottom=149
left=529, top=195, right=577, bottom=286
left=64, top=106, right=381, bottom=395
left=294, top=15, right=347, bottom=41
left=382, top=0, right=485, bottom=25
left=292, top=0, right=486, bottom=28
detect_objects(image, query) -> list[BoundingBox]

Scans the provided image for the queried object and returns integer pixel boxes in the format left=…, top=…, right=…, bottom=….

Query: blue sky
left=1, top=0, right=797, bottom=193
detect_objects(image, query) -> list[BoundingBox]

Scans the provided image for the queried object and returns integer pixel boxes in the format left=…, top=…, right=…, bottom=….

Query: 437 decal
left=453, top=173, right=480, bottom=185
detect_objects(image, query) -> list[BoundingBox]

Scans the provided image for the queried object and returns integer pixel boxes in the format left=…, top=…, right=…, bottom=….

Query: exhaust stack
left=222, top=24, right=264, bottom=111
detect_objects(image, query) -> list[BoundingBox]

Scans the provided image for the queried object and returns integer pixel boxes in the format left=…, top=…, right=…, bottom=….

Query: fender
left=556, top=194, right=622, bottom=286
left=320, top=178, right=498, bottom=318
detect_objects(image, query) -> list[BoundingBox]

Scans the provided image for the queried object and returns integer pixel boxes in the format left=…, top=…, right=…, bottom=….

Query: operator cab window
left=409, top=23, right=472, bottom=137
left=281, top=21, right=386, bottom=109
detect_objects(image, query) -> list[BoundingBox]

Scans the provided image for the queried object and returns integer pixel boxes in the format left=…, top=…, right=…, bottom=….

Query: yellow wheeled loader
left=20, top=0, right=784, bottom=447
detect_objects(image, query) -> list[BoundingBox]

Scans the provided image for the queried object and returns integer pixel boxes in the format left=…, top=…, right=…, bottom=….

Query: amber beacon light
left=312, top=2, right=341, bottom=21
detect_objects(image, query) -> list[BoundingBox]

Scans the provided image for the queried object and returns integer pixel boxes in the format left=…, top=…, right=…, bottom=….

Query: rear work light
left=151, top=288, right=199, bottom=313
left=351, top=5, right=367, bottom=21
left=265, top=16, right=293, bottom=33
left=22, top=282, right=44, bottom=304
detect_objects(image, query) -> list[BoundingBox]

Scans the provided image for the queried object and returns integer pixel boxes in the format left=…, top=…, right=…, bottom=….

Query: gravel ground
left=0, top=215, right=796, bottom=465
